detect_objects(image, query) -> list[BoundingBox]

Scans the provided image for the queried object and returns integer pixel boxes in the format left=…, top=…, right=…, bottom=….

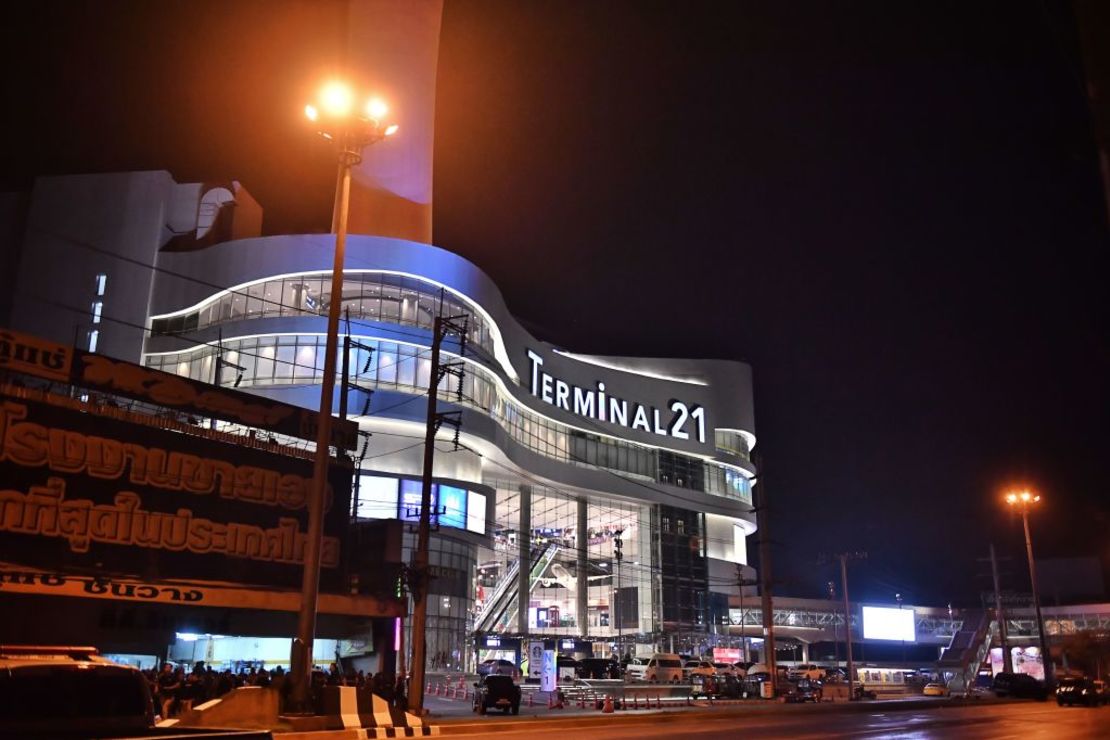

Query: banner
left=0, top=565, right=403, bottom=617
left=0, top=392, right=351, bottom=591
left=0, top=328, right=358, bottom=450
left=527, top=641, right=545, bottom=679
left=541, top=650, right=557, bottom=693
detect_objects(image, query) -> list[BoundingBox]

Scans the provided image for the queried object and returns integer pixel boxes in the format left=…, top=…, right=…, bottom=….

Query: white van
left=645, top=653, right=684, bottom=683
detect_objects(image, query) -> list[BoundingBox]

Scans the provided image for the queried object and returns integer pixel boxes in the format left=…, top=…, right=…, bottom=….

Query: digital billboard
left=357, top=474, right=488, bottom=535
left=861, top=605, right=916, bottom=642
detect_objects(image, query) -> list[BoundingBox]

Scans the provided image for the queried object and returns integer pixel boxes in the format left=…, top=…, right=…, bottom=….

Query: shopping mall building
left=0, top=2, right=759, bottom=673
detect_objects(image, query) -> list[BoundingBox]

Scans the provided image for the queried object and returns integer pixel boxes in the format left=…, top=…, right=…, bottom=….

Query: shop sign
left=0, top=566, right=403, bottom=617
left=0, top=327, right=357, bottom=450
left=713, top=647, right=741, bottom=663
left=0, top=392, right=351, bottom=590
left=526, top=350, right=706, bottom=443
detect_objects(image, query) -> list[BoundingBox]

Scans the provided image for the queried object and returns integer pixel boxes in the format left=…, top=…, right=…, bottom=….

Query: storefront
left=0, top=335, right=404, bottom=672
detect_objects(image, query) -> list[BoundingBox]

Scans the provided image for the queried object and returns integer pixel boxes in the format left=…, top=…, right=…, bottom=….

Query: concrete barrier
left=174, top=686, right=279, bottom=730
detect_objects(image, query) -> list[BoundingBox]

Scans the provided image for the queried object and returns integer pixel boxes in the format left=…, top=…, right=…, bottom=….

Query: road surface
left=443, top=701, right=1109, bottom=738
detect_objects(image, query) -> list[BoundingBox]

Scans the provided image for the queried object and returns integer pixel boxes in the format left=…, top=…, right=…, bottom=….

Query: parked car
left=713, top=662, right=738, bottom=677
left=729, top=663, right=749, bottom=678
left=623, top=657, right=649, bottom=681
left=787, top=664, right=826, bottom=681
left=477, top=658, right=520, bottom=679
left=0, top=645, right=270, bottom=738
left=1056, top=677, right=1108, bottom=707
left=556, top=656, right=580, bottom=681
left=577, top=658, right=621, bottom=680
left=691, top=673, right=743, bottom=698
left=683, top=660, right=716, bottom=680
left=784, top=678, right=823, bottom=703
left=644, top=653, right=684, bottom=683
left=922, top=682, right=951, bottom=697
left=473, top=674, right=521, bottom=715
left=992, top=672, right=1048, bottom=701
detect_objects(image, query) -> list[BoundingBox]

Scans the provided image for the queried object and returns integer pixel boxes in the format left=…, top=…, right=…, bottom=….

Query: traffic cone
left=602, top=695, right=614, bottom=713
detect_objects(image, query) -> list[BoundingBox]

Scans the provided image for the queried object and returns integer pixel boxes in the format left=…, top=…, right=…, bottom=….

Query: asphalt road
left=444, top=701, right=1110, bottom=738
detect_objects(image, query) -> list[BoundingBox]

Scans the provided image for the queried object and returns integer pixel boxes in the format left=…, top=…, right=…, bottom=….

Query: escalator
left=475, top=542, right=561, bottom=634
left=937, top=609, right=997, bottom=694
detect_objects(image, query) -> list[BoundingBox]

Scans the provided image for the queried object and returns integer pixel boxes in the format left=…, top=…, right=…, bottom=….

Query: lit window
left=87, top=330, right=99, bottom=352
left=90, top=301, right=103, bottom=324
left=94, top=274, right=107, bottom=296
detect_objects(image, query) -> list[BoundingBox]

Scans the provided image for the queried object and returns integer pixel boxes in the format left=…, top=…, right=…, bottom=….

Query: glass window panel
left=381, top=283, right=401, bottom=320
left=280, top=279, right=299, bottom=317
left=275, top=345, right=295, bottom=380
left=378, top=343, right=397, bottom=384
left=294, top=342, right=317, bottom=379
left=396, top=348, right=416, bottom=388
left=256, top=344, right=275, bottom=383
left=246, top=283, right=265, bottom=317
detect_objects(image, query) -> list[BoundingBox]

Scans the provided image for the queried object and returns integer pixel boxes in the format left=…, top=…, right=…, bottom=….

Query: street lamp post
left=288, top=82, right=397, bottom=711
left=895, top=592, right=905, bottom=666
left=1005, top=490, right=1054, bottom=687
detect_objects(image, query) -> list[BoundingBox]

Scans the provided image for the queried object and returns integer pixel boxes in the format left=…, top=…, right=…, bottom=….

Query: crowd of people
left=146, top=661, right=408, bottom=719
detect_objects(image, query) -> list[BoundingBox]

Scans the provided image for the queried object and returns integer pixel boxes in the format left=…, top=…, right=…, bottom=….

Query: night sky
left=3, top=1, right=1108, bottom=607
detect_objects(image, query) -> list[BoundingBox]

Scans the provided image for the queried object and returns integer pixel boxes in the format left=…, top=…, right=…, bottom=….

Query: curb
left=279, top=728, right=440, bottom=739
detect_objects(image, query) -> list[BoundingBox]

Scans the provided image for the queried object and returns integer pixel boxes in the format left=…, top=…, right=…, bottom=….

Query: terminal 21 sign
left=526, top=350, right=707, bottom=444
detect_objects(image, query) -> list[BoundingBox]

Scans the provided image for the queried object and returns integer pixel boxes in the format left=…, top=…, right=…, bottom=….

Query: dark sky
left=3, top=1, right=1108, bottom=607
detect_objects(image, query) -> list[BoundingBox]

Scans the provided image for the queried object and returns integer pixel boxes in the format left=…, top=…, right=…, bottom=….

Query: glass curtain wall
left=476, top=478, right=655, bottom=642
left=149, top=273, right=494, bottom=355
left=145, top=336, right=751, bottom=505
left=400, top=531, right=476, bottom=674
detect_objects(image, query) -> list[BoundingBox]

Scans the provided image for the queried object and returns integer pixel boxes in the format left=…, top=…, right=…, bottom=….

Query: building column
left=577, top=497, right=589, bottom=637
left=517, top=484, right=532, bottom=635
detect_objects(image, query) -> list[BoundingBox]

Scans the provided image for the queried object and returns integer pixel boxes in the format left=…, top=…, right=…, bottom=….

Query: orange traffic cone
left=602, top=695, right=614, bottom=713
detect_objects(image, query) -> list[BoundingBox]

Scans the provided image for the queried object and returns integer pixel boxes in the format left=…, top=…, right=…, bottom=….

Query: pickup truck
left=0, top=645, right=271, bottom=738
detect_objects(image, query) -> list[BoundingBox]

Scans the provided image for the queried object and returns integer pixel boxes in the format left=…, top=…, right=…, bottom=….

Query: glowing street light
left=1005, top=489, right=1053, bottom=686
left=288, top=81, right=397, bottom=712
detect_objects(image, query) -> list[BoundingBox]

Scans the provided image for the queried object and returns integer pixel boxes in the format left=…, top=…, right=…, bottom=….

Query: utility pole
left=827, top=581, right=840, bottom=667
left=615, top=530, right=624, bottom=660
left=737, top=565, right=758, bottom=663
left=835, top=551, right=867, bottom=700
left=408, top=314, right=467, bottom=714
left=989, top=543, right=1013, bottom=674
left=754, top=473, right=776, bottom=693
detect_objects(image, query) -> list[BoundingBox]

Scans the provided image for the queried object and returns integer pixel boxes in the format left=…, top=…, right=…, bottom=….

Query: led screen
left=399, top=479, right=436, bottom=523
left=466, top=490, right=487, bottom=534
left=438, top=484, right=467, bottom=530
left=861, top=605, right=916, bottom=642
left=356, top=475, right=398, bottom=519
